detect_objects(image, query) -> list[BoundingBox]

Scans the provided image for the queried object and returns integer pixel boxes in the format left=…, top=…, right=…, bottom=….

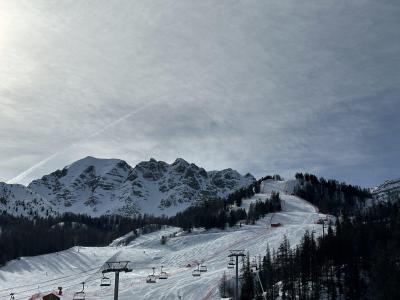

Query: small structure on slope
left=42, top=293, right=60, bottom=300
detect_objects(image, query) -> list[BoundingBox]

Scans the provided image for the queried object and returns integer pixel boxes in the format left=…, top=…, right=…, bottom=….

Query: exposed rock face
left=1, top=156, right=255, bottom=217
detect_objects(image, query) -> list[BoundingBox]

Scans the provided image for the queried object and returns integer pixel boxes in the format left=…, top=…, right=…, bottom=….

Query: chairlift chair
left=228, top=257, right=235, bottom=269
left=251, top=258, right=258, bottom=268
left=100, top=275, right=111, bottom=287
left=146, top=267, right=157, bottom=283
left=9, top=293, right=15, bottom=300
left=192, top=269, right=201, bottom=277
left=73, top=291, right=86, bottom=300
left=146, top=274, right=157, bottom=283
left=200, top=265, right=208, bottom=272
left=73, top=282, right=86, bottom=300
left=158, top=266, right=168, bottom=279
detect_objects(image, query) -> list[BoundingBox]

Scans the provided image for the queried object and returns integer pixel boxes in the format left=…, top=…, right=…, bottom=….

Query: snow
left=372, top=178, right=400, bottom=202
left=0, top=182, right=55, bottom=217
left=0, top=179, right=333, bottom=300
left=1, top=156, right=254, bottom=218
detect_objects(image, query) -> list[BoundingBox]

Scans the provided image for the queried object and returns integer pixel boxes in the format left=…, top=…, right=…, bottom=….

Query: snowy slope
left=372, top=178, right=400, bottom=202
left=1, top=156, right=255, bottom=217
left=0, top=182, right=56, bottom=217
left=0, top=179, right=332, bottom=300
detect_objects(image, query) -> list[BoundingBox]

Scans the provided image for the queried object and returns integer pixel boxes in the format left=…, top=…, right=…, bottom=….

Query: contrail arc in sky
left=8, top=100, right=161, bottom=184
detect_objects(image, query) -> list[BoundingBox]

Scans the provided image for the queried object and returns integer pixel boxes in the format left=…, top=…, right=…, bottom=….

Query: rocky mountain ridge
left=1, top=156, right=255, bottom=217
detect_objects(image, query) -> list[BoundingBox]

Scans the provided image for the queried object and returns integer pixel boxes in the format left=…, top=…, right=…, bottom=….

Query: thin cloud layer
left=0, top=0, right=399, bottom=187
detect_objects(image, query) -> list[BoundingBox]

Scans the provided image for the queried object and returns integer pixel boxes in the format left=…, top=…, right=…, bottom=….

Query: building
left=42, top=293, right=60, bottom=300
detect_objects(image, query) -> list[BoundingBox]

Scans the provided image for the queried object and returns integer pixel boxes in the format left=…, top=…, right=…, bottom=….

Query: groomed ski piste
left=0, top=180, right=333, bottom=300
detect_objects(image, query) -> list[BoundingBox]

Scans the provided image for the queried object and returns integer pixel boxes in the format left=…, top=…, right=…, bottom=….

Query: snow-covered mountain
left=0, top=178, right=330, bottom=300
left=1, top=156, right=254, bottom=217
left=372, top=178, right=400, bottom=202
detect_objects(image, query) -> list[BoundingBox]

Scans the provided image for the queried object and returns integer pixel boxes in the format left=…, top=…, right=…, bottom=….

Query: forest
left=293, top=173, right=371, bottom=214
left=227, top=200, right=400, bottom=300
left=0, top=180, right=281, bottom=266
left=0, top=213, right=166, bottom=266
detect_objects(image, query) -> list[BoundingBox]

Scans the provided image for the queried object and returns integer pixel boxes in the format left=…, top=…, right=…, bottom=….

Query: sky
left=0, top=0, right=399, bottom=187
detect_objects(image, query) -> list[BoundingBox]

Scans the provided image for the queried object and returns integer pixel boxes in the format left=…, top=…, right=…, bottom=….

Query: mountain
left=1, top=156, right=255, bottom=217
left=372, top=178, right=400, bottom=202
left=0, top=178, right=330, bottom=299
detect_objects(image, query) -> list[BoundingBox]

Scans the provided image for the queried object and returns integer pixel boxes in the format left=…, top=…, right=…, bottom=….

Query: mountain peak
left=17, top=156, right=255, bottom=217
left=172, top=158, right=189, bottom=166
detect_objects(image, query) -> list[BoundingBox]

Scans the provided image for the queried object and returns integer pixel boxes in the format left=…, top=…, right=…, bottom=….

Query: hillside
left=372, top=178, right=400, bottom=202
left=0, top=179, right=330, bottom=300
left=1, top=156, right=254, bottom=217
left=0, top=182, right=56, bottom=218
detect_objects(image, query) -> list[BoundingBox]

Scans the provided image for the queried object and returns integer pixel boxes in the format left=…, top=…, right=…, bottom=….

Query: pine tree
left=241, top=255, right=255, bottom=300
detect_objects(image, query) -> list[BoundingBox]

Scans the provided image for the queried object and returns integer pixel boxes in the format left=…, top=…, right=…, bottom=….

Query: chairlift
left=251, top=258, right=258, bottom=268
left=9, top=293, right=15, bottom=300
left=73, top=282, right=86, bottom=300
left=228, top=257, right=235, bottom=267
left=100, top=275, right=111, bottom=287
left=158, top=265, right=168, bottom=279
left=227, top=261, right=235, bottom=269
left=146, top=267, right=157, bottom=283
left=192, top=269, right=201, bottom=277
left=73, top=292, right=86, bottom=300
left=192, top=264, right=201, bottom=277
left=200, top=265, right=207, bottom=272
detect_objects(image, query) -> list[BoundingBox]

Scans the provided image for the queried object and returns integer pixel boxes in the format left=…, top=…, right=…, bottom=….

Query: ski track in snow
left=0, top=180, right=333, bottom=300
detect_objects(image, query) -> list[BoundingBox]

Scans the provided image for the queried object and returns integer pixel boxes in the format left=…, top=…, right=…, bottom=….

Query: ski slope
left=0, top=180, right=333, bottom=300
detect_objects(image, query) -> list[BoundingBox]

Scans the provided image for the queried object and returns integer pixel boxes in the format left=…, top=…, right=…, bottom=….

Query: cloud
left=0, top=0, right=399, bottom=187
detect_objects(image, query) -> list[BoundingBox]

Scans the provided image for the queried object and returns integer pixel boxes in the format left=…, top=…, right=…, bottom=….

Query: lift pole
left=114, top=272, right=119, bottom=300
left=102, top=261, right=132, bottom=300
left=228, top=250, right=246, bottom=300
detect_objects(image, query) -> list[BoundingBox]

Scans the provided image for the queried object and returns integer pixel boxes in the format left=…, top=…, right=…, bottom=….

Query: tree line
left=0, top=179, right=283, bottom=265
left=293, top=173, right=371, bottom=214
left=169, top=190, right=281, bottom=231
left=0, top=212, right=167, bottom=266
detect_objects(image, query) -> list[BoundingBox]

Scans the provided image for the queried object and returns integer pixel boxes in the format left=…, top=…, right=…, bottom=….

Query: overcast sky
left=0, top=0, right=399, bottom=187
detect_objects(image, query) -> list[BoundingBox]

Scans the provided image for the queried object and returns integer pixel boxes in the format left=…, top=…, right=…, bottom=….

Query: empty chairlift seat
left=192, top=269, right=201, bottom=277
left=100, top=276, right=111, bottom=287
left=73, top=282, right=86, bottom=300
left=73, top=292, right=85, bottom=300
left=200, top=265, right=207, bottom=272
left=158, top=266, right=168, bottom=279
left=228, top=257, right=235, bottom=269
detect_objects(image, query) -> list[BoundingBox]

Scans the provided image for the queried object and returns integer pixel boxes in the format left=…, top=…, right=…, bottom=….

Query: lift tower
left=228, top=250, right=246, bottom=300
left=102, top=261, right=132, bottom=300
